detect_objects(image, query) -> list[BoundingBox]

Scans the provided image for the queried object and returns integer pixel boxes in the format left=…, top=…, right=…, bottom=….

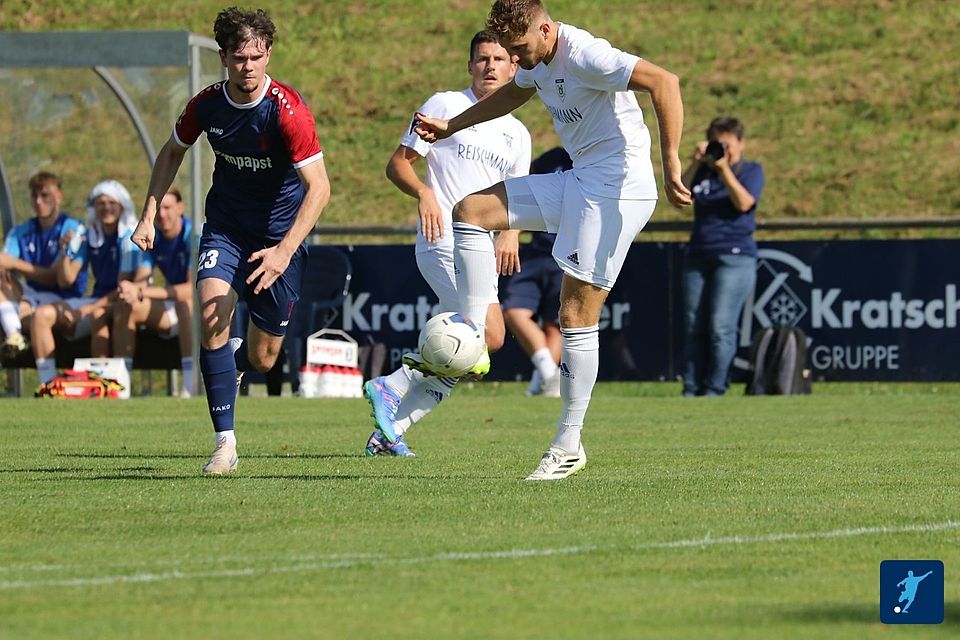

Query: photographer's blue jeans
left=682, top=252, right=757, bottom=396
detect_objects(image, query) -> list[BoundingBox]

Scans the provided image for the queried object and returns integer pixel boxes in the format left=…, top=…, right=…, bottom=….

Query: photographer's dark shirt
left=687, top=160, right=764, bottom=257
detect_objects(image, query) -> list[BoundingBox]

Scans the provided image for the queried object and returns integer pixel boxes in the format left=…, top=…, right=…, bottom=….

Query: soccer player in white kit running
left=413, top=0, right=693, bottom=479
left=362, top=31, right=532, bottom=457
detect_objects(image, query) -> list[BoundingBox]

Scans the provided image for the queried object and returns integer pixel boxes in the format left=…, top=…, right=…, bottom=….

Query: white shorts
left=157, top=300, right=180, bottom=338
left=416, top=244, right=499, bottom=312
left=62, top=297, right=97, bottom=339
left=505, top=170, right=656, bottom=290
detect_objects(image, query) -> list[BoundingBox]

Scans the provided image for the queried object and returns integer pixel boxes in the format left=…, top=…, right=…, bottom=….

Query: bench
left=2, top=329, right=182, bottom=396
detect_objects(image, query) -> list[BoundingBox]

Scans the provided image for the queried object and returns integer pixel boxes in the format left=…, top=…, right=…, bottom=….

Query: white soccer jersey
left=401, top=89, right=531, bottom=254
left=514, top=23, right=657, bottom=201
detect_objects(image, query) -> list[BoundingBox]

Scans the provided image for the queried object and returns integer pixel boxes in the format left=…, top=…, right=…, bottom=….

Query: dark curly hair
left=213, top=7, right=276, bottom=53
left=707, top=116, right=746, bottom=141
left=486, top=0, right=548, bottom=41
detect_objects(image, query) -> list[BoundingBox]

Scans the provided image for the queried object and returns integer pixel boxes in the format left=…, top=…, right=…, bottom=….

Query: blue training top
left=138, top=216, right=193, bottom=285
left=69, top=229, right=139, bottom=298
left=3, top=212, right=87, bottom=297
left=687, top=160, right=765, bottom=257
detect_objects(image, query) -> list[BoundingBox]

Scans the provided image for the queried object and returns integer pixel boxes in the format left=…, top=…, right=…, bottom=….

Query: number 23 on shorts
left=198, top=249, right=219, bottom=271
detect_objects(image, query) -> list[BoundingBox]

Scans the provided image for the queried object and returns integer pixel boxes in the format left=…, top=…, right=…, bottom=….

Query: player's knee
left=559, top=304, right=592, bottom=329
left=247, top=344, right=280, bottom=373
left=452, top=196, right=484, bottom=227
left=249, top=349, right=279, bottom=373
left=32, top=305, right=56, bottom=329
left=484, top=326, right=506, bottom=353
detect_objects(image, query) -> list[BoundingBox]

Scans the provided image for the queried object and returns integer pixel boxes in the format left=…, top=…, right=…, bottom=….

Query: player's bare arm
left=628, top=60, right=693, bottom=209
left=247, top=158, right=330, bottom=295
left=54, top=245, right=84, bottom=290
left=414, top=79, right=536, bottom=143
left=132, top=136, right=189, bottom=251
left=495, top=229, right=522, bottom=276
left=386, top=145, right=444, bottom=243
left=118, top=278, right=193, bottom=305
left=0, top=253, right=58, bottom=287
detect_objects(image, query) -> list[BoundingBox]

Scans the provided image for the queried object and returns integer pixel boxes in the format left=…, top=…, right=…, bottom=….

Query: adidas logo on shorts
left=566, top=251, right=580, bottom=265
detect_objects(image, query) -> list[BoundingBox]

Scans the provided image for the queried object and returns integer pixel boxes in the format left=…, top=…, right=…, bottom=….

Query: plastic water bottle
left=67, top=224, right=85, bottom=258
left=299, top=365, right=319, bottom=398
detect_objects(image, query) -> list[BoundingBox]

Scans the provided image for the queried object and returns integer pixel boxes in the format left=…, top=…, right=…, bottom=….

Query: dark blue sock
left=233, top=337, right=251, bottom=373
left=200, top=343, right=237, bottom=432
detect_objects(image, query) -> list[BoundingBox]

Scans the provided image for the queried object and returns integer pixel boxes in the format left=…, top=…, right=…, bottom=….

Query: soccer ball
left=418, top=312, right=485, bottom=377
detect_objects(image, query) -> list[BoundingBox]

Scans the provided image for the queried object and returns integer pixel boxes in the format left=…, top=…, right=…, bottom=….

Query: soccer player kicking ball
left=414, top=0, right=692, bottom=479
left=363, top=31, right=532, bottom=457
left=131, top=8, right=330, bottom=475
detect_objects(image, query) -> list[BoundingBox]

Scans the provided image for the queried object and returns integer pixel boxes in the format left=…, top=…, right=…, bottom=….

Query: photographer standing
left=680, top=116, right=765, bottom=396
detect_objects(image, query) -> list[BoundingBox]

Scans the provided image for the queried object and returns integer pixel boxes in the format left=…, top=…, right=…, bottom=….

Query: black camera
left=703, top=140, right=728, bottom=163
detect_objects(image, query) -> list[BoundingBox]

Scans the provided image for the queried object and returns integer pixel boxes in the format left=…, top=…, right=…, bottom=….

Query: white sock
left=392, top=375, right=458, bottom=436
left=181, top=357, right=194, bottom=393
left=527, top=369, right=542, bottom=394
left=215, top=429, right=236, bottom=447
left=531, top=347, right=558, bottom=380
left=453, top=222, right=496, bottom=331
left=553, top=325, right=599, bottom=453
left=36, top=358, right=57, bottom=385
left=0, top=302, right=21, bottom=336
left=384, top=364, right=420, bottom=399
left=123, top=357, right=134, bottom=375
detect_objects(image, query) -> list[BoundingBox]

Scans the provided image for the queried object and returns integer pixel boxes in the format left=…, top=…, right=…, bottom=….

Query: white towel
left=85, top=179, right=137, bottom=248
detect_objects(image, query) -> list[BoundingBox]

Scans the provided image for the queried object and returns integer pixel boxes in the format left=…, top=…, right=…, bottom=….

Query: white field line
left=1, top=520, right=956, bottom=591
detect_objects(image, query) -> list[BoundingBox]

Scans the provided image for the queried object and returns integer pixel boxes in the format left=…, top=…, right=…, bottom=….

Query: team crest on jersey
left=555, top=78, right=566, bottom=101
left=502, top=133, right=513, bottom=149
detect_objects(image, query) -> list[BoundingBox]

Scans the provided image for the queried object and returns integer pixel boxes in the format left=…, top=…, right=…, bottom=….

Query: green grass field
left=1, top=382, right=958, bottom=638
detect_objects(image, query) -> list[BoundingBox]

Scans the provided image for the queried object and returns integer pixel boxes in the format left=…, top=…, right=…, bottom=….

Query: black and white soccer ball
left=417, top=312, right=485, bottom=377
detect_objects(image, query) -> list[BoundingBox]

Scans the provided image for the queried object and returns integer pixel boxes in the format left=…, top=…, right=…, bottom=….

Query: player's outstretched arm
left=414, top=79, right=536, bottom=143
left=132, top=136, right=188, bottom=251
left=247, top=158, right=331, bottom=295
left=385, top=145, right=443, bottom=243
left=628, top=60, right=693, bottom=209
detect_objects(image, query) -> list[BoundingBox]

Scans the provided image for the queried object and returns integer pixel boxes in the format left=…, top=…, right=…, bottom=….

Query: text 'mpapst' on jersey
left=173, top=76, right=324, bottom=246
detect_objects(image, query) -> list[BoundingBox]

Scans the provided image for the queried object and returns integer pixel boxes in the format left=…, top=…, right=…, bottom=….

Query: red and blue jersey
left=173, top=76, right=323, bottom=247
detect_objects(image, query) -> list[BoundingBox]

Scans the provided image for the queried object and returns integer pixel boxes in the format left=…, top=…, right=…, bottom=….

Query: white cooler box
left=72, top=357, right=131, bottom=400
left=301, top=329, right=363, bottom=398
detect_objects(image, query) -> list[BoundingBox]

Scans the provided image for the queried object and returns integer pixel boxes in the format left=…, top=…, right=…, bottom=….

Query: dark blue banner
left=320, top=240, right=959, bottom=382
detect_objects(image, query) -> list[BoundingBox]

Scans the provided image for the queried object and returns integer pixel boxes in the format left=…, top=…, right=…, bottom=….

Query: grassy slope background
left=1, top=0, right=959, bottom=234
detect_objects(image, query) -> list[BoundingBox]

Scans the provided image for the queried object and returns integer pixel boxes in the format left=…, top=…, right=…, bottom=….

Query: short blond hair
left=486, top=0, right=548, bottom=41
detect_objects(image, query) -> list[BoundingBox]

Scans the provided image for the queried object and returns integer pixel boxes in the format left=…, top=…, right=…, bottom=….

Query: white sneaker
left=1, top=331, right=29, bottom=361
left=202, top=438, right=238, bottom=475
left=540, top=373, right=561, bottom=398
left=525, top=444, right=586, bottom=481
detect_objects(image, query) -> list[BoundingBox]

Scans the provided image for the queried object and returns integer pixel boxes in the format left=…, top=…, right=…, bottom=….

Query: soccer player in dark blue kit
left=131, top=7, right=330, bottom=474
